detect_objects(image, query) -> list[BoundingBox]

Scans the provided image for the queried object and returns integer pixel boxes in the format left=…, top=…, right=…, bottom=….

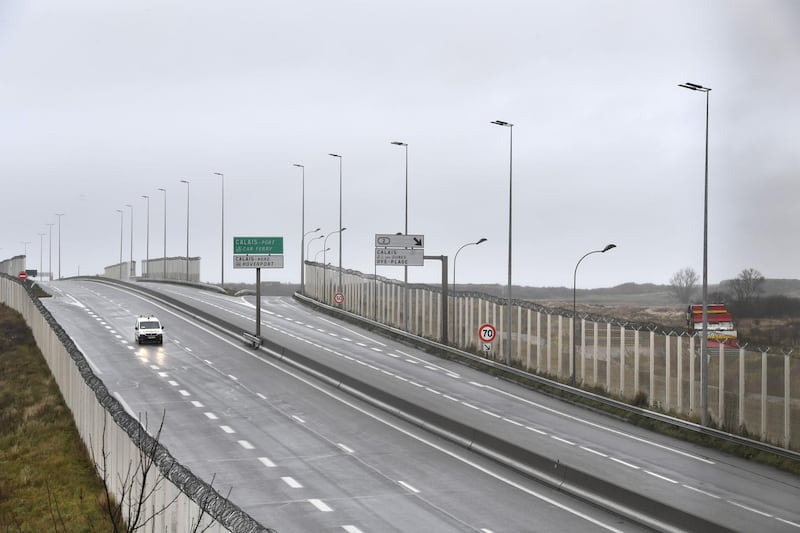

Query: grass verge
left=0, top=303, right=118, bottom=532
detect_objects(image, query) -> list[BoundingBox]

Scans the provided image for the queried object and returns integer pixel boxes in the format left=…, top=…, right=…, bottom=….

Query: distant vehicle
left=134, top=315, right=164, bottom=345
left=687, top=303, right=739, bottom=348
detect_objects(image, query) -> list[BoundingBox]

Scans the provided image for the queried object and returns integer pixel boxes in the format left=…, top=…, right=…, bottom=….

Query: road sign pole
left=255, top=267, right=261, bottom=338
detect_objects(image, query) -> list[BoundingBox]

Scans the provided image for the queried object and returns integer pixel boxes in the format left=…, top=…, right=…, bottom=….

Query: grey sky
left=2, top=1, right=798, bottom=288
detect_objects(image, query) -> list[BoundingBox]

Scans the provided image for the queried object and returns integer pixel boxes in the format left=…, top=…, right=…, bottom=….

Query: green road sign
left=233, top=236, right=284, bottom=255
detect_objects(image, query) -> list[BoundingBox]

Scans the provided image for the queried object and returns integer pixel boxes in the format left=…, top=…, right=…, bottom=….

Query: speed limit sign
left=333, top=292, right=345, bottom=305
left=478, top=323, right=496, bottom=343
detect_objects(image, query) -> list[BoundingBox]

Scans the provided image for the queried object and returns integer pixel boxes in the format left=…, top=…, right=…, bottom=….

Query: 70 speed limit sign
left=478, top=323, right=497, bottom=343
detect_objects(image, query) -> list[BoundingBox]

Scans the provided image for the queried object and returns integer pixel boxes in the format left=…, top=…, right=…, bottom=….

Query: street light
left=328, top=153, right=343, bottom=290
left=293, top=163, right=311, bottom=295
left=180, top=179, right=190, bottom=281
left=126, top=203, right=134, bottom=277
left=314, top=247, right=330, bottom=262
left=491, top=120, right=513, bottom=365
left=55, top=213, right=64, bottom=279
left=158, top=188, right=167, bottom=279
left=452, top=237, right=488, bottom=343
left=37, top=233, right=45, bottom=278
left=679, top=81, right=712, bottom=426
left=213, top=172, right=225, bottom=289
left=46, top=223, right=54, bottom=281
left=307, top=232, right=324, bottom=260
left=391, top=141, right=410, bottom=331
left=116, top=209, right=124, bottom=280
left=572, top=244, right=616, bottom=385
left=324, top=227, right=346, bottom=301
left=141, top=195, right=150, bottom=278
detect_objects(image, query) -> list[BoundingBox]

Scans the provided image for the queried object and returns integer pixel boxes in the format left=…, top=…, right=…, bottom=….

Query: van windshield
left=140, top=321, right=160, bottom=329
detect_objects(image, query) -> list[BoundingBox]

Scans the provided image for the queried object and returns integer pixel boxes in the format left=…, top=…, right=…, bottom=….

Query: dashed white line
left=552, top=436, right=576, bottom=446
left=282, top=476, right=303, bottom=488
left=228, top=374, right=238, bottom=381
left=727, top=500, right=773, bottom=517
left=191, top=401, right=204, bottom=408
left=158, top=372, right=168, bottom=377
left=309, top=499, right=333, bottom=512
left=342, top=526, right=364, bottom=533
left=292, top=415, right=306, bottom=424
left=204, top=412, right=218, bottom=420
left=645, top=471, right=678, bottom=484
left=426, top=388, right=441, bottom=395
left=220, top=425, right=235, bottom=434
left=256, top=393, right=267, bottom=400
left=482, top=410, right=502, bottom=418
left=775, top=517, right=800, bottom=528
left=179, top=390, right=190, bottom=397
left=462, top=402, right=480, bottom=410
left=258, top=457, right=276, bottom=468
left=443, top=394, right=460, bottom=402
left=370, top=347, right=383, bottom=353
left=338, top=443, right=355, bottom=454
left=526, top=426, right=547, bottom=435
left=168, top=380, right=179, bottom=387
left=238, top=440, right=254, bottom=450
left=580, top=446, right=608, bottom=458
left=681, top=484, right=720, bottom=499
left=150, top=365, right=160, bottom=370
left=204, top=359, right=214, bottom=365
left=610, top=457, right=640, bottom=469
left=395, top=376, right=409, bottom=382
left=503, top=418, right=524, bottom=427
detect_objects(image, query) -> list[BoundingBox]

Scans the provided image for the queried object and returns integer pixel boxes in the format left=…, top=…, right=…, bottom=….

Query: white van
left=134, top=315, right=164, bottom=345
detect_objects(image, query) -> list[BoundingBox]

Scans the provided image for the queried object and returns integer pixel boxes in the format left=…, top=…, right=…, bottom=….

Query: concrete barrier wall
left=306, top=261, right=798, bottom=451
left=0, top=274, right=272, bottom=533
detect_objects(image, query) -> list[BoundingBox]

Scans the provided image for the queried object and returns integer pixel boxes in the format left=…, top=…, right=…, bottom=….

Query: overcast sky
left=2, top=1, right=798, bottom=289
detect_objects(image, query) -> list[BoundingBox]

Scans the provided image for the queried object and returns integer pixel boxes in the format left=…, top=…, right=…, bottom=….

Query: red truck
left=687, top=304, right=739, bottom=348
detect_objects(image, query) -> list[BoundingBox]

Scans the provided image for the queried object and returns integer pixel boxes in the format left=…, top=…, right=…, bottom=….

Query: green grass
left=0, top=304, right=117, bottom=532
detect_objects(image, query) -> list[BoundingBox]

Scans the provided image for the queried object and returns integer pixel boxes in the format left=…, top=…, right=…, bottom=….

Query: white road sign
left=375, top=247, right=425, bottom=266
left=233, top=254, right=284, bottom=269
left=375, top=234, right=425, bottom=248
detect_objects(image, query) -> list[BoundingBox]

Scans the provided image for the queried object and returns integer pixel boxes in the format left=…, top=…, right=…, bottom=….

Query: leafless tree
left=728, top=268, right=765, bottom=305
left=669, top=267, right=698, bottom=304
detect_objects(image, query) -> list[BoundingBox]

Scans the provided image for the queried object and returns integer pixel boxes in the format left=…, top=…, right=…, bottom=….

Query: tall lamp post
left=126, top=203, right=134, bottom=277
left=453, top=237, right=488, bottom=342
left=679, top=81, right=712, bottom=426
left=328, top=153, right=343, bottom=291
left=572, top=244, right=616, bottom=385
left=46, top=223, right=54, bottom=281
left=390, top=141, right=410, bottom=331
left=158, top=188, right=167, bottom=279
left=323, top=227, right=346, bottom=302
left=293, top=163, right=310, bottom=295
left=491, top=120, right=513, bottom=365
left=141, top=195, right=150, bottom=278
left=55, top=213, right=64, bottom=279
left=37, top=233, right=45, bottom=278
left=180, top=179, right=190, bottom=281
left=213, top=172, right=225, bottom=289
left=116, top=209, right=124, bottom=280
left=21, top=241, right=31, bottom=257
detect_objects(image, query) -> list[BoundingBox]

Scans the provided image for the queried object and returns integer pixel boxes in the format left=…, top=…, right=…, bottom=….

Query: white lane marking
left=71, top=339, right=102, bottom=375
left=319, top=317, right=387, bottom=346
left=238, top=440, right=254, bottom=449
left=580, top=446, right=608, bottom=458
left=191, top=401, right=204, bottom=408
left=481, top=529, right=495, bottom=533
left=409, top=381, right=424, bottom=388
left=397, top=481, right=420, bottom=494
left=179, top=390, right=190, bottom=397
left=426, top=388, right=441, bottom=395
left=338, top=443, right=355, bottom=454
left=395, top=376, right=409, bottom=382
left=256, top=393, right=267, bottom=400
left=292, top=415, right=306, bottom=424
left=113, top=392, right=136, bottom=419
left=259, top=457, right=276, bottom=468
left=727, top=500, right=773, bottom=517
left=682, top=484, right=720, bottom=499
left=462, top=402, right=480, bottom=410
left=405, top=359, right=419, bottom=364
left=114, top=334, right=122, bottom=339
left=503, top=418, right=524, bottom=427
left=482, top=410, right=502, bottom=418
left=356, top=342, right=367, bottom=347
left=474, top=382, right=715, bottom=464
left=228, top=374, right=238, bottom=381
left=370, top=347, right=383, bottom=353
left=204, top=412, right=218, bottom=420
left=220, top=426, right=235, bottom=434
left=552, top=436, right=576, bottom=446
left=158, top=372, right=168, bottom=377
left=610, top=457, right=640, bottom=470
left=443, top=394, right=460, bottom=402
left=168, top=380, right=179, bottom=386
left=185, top=347, right=193, bottom=352
left=309, top=499, right=333, bottom=512
left=126, top=345, right=134, bottom=350
left=645, top=471, right=678, bottom=484
left=282, top=476, right=303, bottom=488
left=424, top=365, right=438, bottom=371
left=342, top=526, right=364, bottom=533
left=387, top=353, right=400, bottom=358
left=204, top=359, right=214, bottom=365
left=150, top=365, right=160, bottom=370
left=775, top=517, right=800, bottom=528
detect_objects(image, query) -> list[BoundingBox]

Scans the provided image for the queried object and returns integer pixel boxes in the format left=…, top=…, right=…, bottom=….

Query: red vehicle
left=687, top=303, right=739, bottom=348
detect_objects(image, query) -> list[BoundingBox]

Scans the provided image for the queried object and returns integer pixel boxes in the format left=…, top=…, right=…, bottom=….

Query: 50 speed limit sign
left=478, top=323, right=497, bottom=343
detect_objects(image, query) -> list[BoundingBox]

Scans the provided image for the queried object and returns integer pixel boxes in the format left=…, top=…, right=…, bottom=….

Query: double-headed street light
left=571, top=244, right=616, bottom=385
left=328, top=153, right=343, bottom=290
left=679, top=81, right=712, bottom=426
left=180, top=179, right=190, bottom=281
left=491, top=120, right=513, bottom=365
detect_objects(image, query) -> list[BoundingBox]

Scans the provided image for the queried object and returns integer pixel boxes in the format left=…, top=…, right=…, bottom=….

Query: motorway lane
left=41, top=280, right=645, bottom=533
left=143, top=281, right=800, bottom=532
